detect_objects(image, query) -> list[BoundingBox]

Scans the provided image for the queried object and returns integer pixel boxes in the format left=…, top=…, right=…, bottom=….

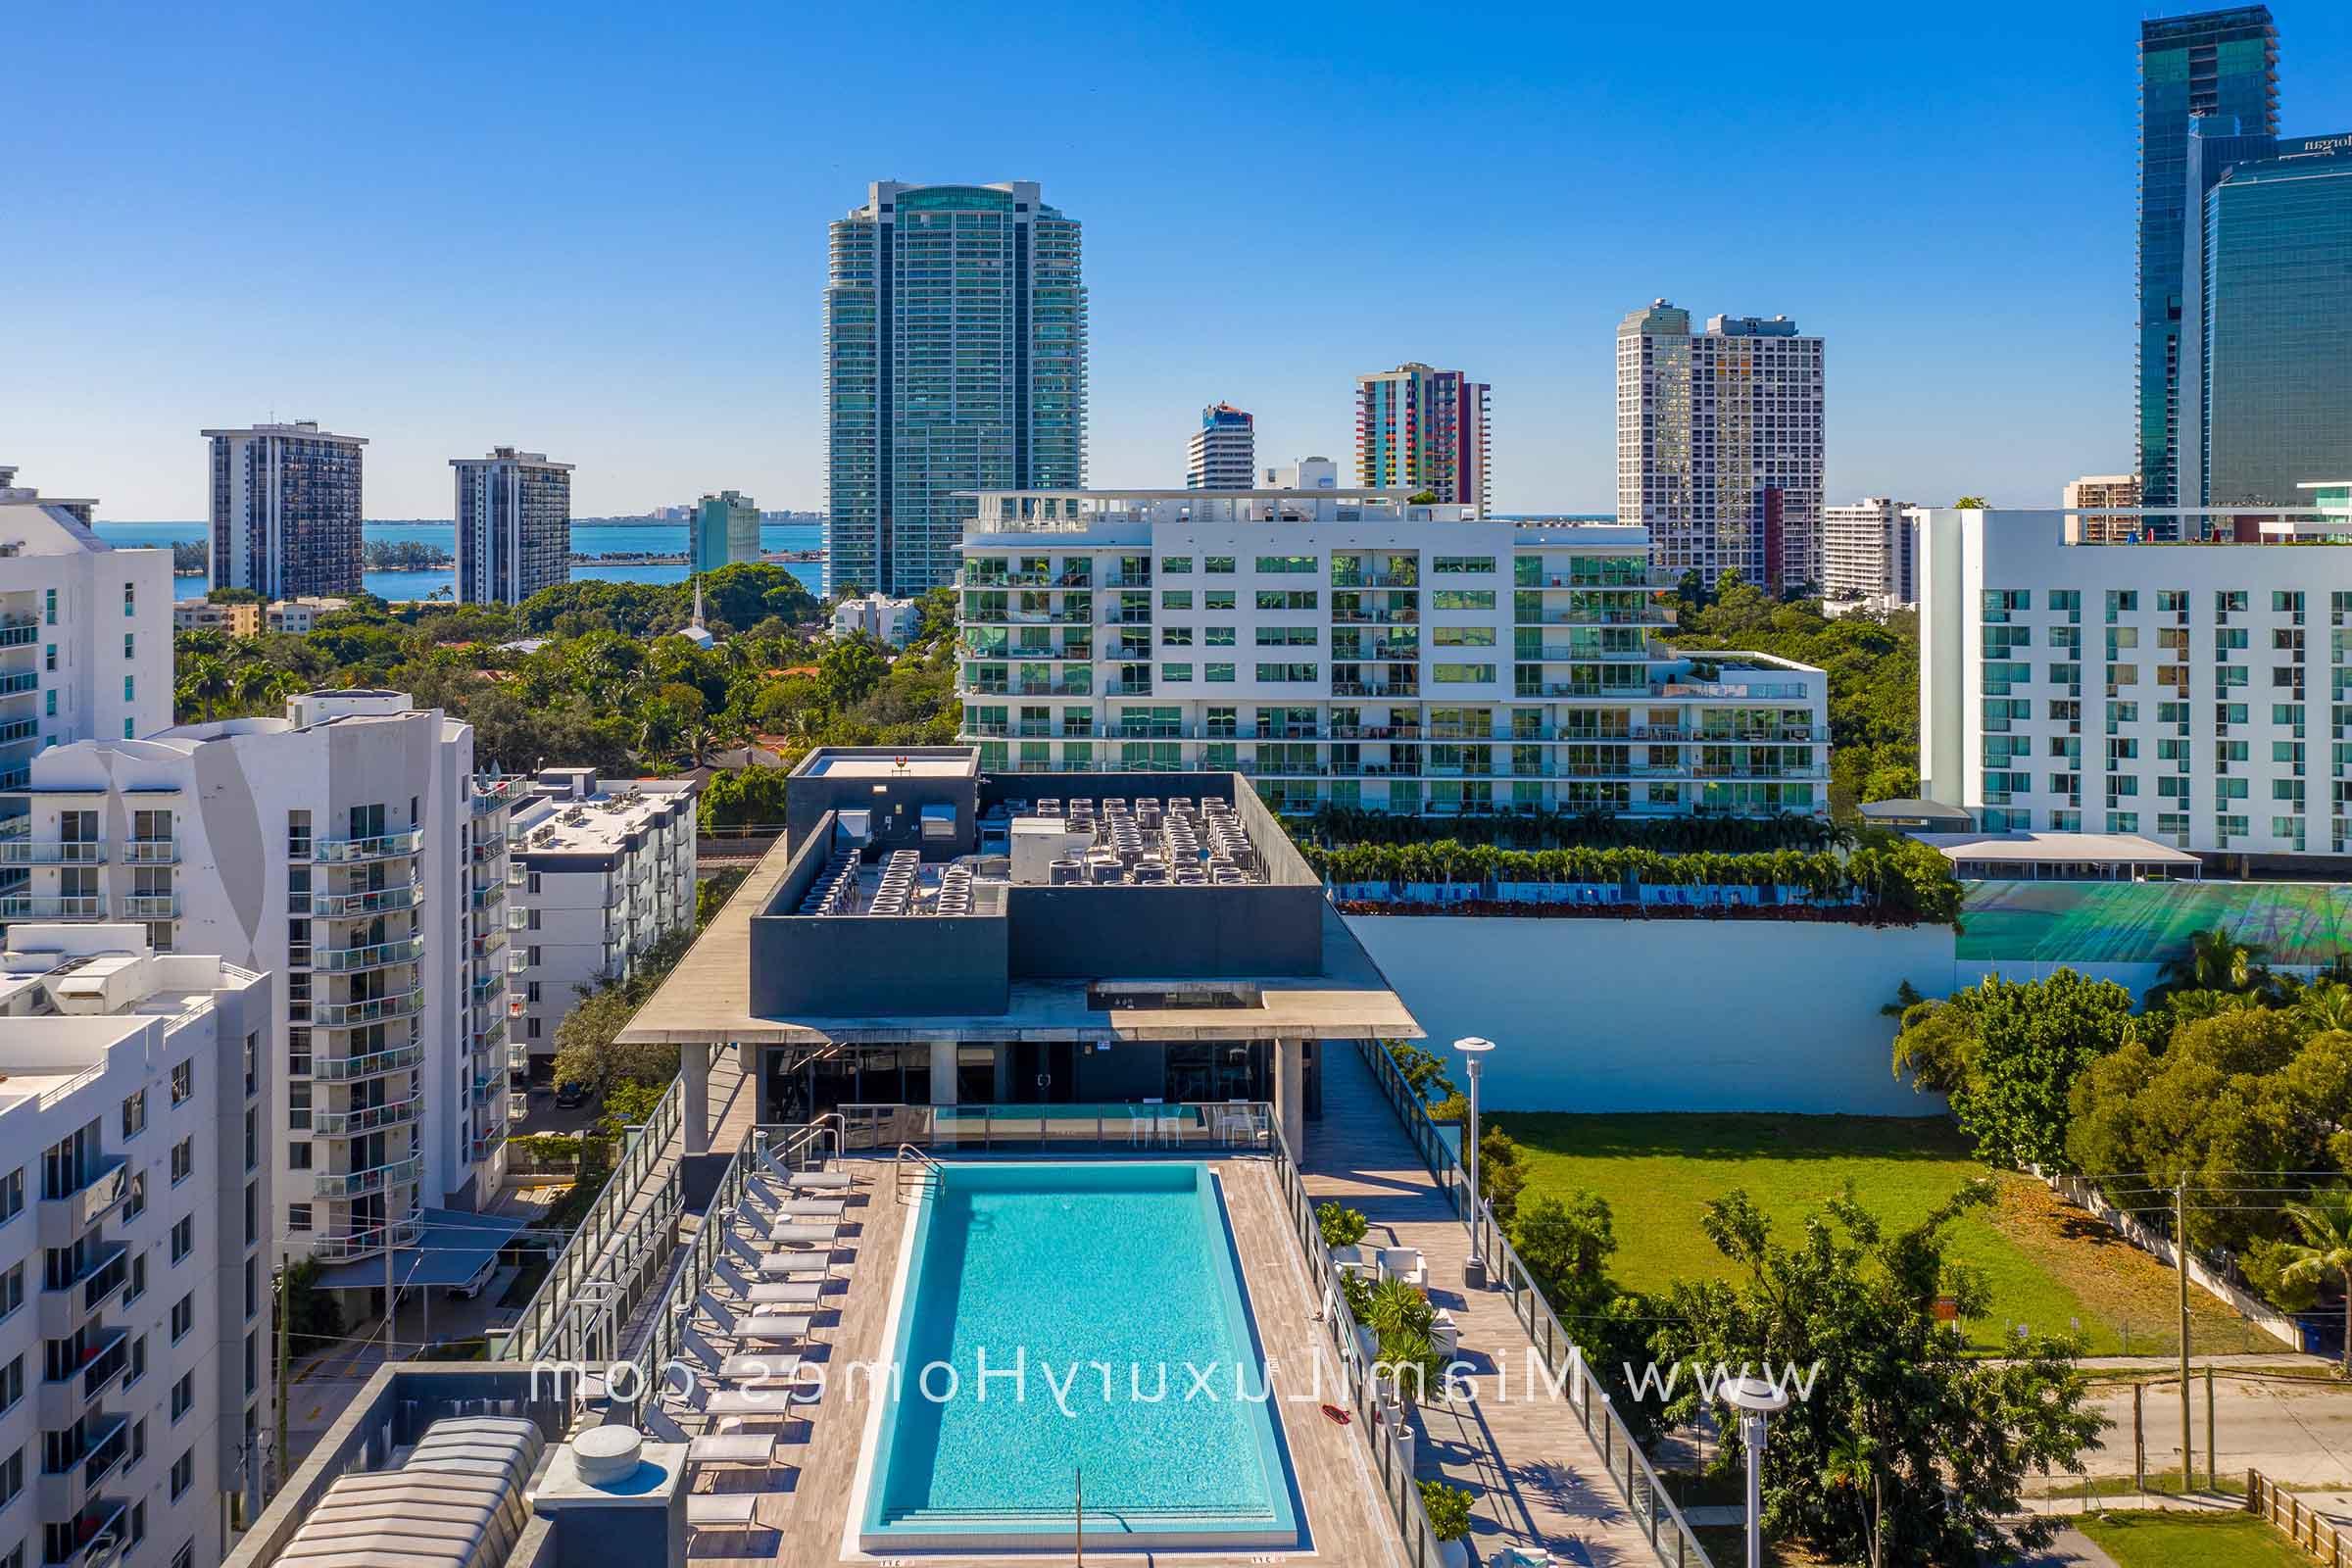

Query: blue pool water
left=862, top=1162, right=1302, bottom=1549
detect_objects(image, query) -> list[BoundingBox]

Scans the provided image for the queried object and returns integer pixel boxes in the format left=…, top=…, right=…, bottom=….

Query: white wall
left=1347, top=914, right=1957, bottom=1114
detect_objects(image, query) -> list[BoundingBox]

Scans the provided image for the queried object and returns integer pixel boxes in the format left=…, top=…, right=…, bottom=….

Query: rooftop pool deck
left=856, top=1161, right=1303, bottom=1550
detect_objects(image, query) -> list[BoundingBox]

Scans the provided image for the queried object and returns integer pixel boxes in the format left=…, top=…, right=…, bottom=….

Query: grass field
left=1487, top=1112, right=2276, bottom=1355
left=2077, top=1509, right=2313, bottom=1568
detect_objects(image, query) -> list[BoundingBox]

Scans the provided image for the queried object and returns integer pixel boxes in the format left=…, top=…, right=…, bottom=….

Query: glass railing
left=311, top=1097, right=421, bottom=1137
left=120, top=893, right=179, bottom=918
left=313, top=884, right=423, bottom=917
left=312, top=827, right=426, bottom=862
left=0, top=894, right=103, bottom=918
left=316, top=936, right=426, bottom=973
left=310, top=1216, right=421, bottom=1260
left=310, top=1043, right=425, bottom=1083
left=120, top=838, right=177, bottom=864
left=0, top=840, right=101, bottom=863
left=312, top=989, right=423, bottom=1028
left=313, top=1154, right=421, bottom=1199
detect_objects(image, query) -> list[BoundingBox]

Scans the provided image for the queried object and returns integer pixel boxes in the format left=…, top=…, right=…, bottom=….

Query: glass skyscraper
left=2136, top=7, right=2278, bottom=508
left=2202, top=137, right=2352, bottom=505
left=824, top=181, right=1087, bottom=596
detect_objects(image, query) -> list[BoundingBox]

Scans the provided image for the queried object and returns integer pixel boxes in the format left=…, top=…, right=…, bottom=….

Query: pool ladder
left=896, top=1143, right=943, bottom=1204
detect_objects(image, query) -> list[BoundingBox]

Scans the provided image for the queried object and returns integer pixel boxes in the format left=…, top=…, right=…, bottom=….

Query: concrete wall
left=1347, top=913, right=1957, bottom=1114
left=1005, top=880, right=1324, bottom=978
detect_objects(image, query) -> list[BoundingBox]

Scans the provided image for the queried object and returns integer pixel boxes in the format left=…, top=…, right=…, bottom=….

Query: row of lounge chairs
left=662, top=1148, right=864, bottom=1538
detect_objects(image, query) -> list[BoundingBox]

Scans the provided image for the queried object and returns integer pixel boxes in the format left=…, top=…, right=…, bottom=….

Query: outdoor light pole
left=1721, top=1375, right=1790, bottom=1568
left=1453, top=1037, right=1494, bottom=1275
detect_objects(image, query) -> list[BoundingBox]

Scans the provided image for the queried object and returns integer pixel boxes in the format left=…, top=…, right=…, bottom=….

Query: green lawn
left=1488, top=1113, right=2275, bottom=1355
left=2077, top=1510, right=2314, bottom=1568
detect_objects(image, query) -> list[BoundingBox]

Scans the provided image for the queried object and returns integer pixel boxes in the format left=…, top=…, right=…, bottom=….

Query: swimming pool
left=857, top=1161, right=1304, bottom=1550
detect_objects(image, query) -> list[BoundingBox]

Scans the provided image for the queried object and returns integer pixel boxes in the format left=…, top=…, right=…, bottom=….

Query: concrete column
left=929, top=1041, right=958, bottom=1105
left=1275, top=1038, right=1304, bottom=1156
left=681, top=1041, right=711, bottom=1154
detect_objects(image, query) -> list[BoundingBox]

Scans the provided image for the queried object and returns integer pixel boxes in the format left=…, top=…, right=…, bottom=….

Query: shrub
left=1418, top=1480, right=1475, bottom=1543
left=1316, top=1201, right=1369, bottom=1250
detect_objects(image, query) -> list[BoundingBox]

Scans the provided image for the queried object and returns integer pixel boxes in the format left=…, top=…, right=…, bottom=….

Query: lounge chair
left=768, top=1221, right=839, bottom=1249
left=723, top=1233, right=827, bottom=1281
left=742, top=1279, right=824, bottom=1308
left=716, top=1350, right=804, bottom=1382
left=698, top=1295, right=814, bottom=1345
left=687, top=1494, right=759, bottom=1529
left=787, top=1170, right=854, bottom=1192
left=688, top=1433, right=775, bottom=1467
left=1377, top=1248, right=1427, bottom=1289
left=775, top=1198, right=846, bottom=1220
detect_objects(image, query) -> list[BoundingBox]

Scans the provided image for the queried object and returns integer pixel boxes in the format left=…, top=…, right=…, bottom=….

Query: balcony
left=0, top=840, right=101, bottom=864
left=1333, top=682, right=1418, bottom=698
left=0, top=615, right=38, bottom=649
left=469, top=882, right=505, bottom=911
left=313, top=883, right=423, bottom=918
left=310, top=1216, right=421, bottom=1261
left=39, top=1242, right=128, bottom=1338
left=473, top=1018, right=508, bottom=1053
left=0, top=718, right=34, bottom=746
left=468, top=1131, right=506, bottom=1165
left=310, top=1042, right=425, bottom=1083
left=316, top=936, right=427, bottom=973
left=38, top=1328, right=129, bottom=1428
left=310, top=1096, right=421, bottom=1137
left=1331, top=610, right=1420, bottom=625
left=471, top=776, right=529, bottom=813
left=119, top=893, right=178, bottom=919
left=42, top=1494, right=129, bottom=1566
left=312, top=826, right=426, bottom=863
left=314, top=1154, right=422, bottom=1199
left=1, top=895, right=104, bottom=919
left=119, top=837, right=176, bottom=864
left=0, top=670, right=36, bottom=696
left=312, top=988, right=423, bottom=1028
left=38, top=1156, right=127, bottom=1249
left=470, top=970, right=503, bottom=1003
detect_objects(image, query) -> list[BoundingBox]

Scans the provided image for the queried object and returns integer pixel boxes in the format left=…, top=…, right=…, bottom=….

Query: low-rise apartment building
left=954, top=488, right=1829, bottom=819
left=0, top=924, right=271, bottom=1568
left=829, top=592, right=921, bottom=648
left=504, top=771, right=698, bottom=1084
left=4, top=692, right=518, bottom=1291
left=1919, top=507, right=2352, bottom=862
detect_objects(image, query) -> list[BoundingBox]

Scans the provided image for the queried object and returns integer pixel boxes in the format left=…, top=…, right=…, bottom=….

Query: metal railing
left=1351, top=1038, right=1712, bottom=1568
left=497, top=1071, right=685, bottom=1366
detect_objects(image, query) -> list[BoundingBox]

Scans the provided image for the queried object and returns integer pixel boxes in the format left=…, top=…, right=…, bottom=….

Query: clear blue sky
left=9, top=1, right=2351, bottom=519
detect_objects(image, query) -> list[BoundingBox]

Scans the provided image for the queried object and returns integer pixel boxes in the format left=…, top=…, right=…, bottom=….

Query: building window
left=0, top=1446, right=20, bottom=1511
left=171, top=1215, right=192, bottom=1263
left=171, top=1292, right=192, bottom=1342
left=42, top=589, right=55, bottom=625
left=124, top=1252, right=145, bottom=1305
left=124, top=675, right=135, bottom=703
left=0, top=1264, right=19, bottom=1321
left=123, top=581, right=136, bottom=617
left=0, top=1354, right=20, bottom=1414
left=0, top=1167, right=19, bottom=1225
left=171, top=1372, right=192, bottom=1422
left=171, top=1058, right=191, bottom=1104
left=170, top=1449, right=192, bottom=1501
left=122, top=1091, right=146, bottom=1140
left=287, top=1202, right=313, bottom=1233
left=123, top=633, right=135, bottom=660
left=170, top=1138, right=192, bottom=1186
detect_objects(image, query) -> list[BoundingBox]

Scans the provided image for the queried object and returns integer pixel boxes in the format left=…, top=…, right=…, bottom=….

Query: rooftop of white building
left=0, top=924, right=261, bottom=1102
left=508, top=768, right=696, bottom=859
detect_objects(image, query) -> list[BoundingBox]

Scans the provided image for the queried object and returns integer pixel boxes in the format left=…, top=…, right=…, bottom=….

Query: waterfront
left=96, top=520, right=824, bottom=601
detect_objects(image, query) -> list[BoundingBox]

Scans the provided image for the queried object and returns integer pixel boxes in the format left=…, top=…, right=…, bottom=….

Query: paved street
left=2073, top=1371, right=2352, bottom=1489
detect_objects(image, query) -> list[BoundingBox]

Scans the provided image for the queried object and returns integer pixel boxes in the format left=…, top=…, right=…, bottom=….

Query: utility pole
left=274, top=1265, right=291, bottom=1498
left=2178, top=1178, right=2193, bottom=1489
left=2205, top=1365, right=2217, bottom=1492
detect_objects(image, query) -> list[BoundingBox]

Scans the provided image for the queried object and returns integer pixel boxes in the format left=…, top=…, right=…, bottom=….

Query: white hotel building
left=954, top=489, right=1829, bottom=819
left=0, top=924, right=271, bottom=1568
left=5, top=694, right=520, bottom=1290
left=506, top=771, right=698, bottom=1084
left=1919, top=507, right=2352, bottom=862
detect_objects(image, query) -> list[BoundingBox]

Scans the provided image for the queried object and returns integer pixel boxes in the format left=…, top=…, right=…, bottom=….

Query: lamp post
left=1720, top=1375, right=1789, bottom=1568
left=1454, top=1037, right=1494, bottom=1283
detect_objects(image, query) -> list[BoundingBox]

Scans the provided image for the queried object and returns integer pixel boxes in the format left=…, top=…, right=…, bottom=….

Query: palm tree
left=177, top=656, right=231, bottom=722
left=2159, top=925, right=2274, bottom=997
left=230, top=662, right=292, bottom=714
left=2276, top=1187, right=2352, bottom=1374
left=2292, top=980, right=2352, bottom=1037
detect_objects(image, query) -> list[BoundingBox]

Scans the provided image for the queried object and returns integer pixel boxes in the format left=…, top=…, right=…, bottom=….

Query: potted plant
left=1317, top=1200, right=1369, bottom=1273
left=1419, top=1479, right=1476, bottom=1568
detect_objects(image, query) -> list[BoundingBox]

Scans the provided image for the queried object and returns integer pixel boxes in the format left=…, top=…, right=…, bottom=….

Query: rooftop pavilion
left=961, top=485, right=1475, bottom=537
left=620, top=746, right=1420, bottom=1153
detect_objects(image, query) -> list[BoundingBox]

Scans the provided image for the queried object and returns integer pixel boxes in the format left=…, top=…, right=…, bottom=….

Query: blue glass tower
left=2137, top=7, right=2278, bottom=508
left=2201, top=137, right=2352, bottom=506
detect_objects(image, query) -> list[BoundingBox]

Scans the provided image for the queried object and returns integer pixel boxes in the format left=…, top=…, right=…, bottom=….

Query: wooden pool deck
left=661, top=1153, right=1408, bottom=1567
left=1301, top=1041, right=1662, bottom=1567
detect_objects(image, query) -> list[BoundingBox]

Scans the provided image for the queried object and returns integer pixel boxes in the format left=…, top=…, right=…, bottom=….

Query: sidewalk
left=1303, top=1043, right=1659, bottom=1567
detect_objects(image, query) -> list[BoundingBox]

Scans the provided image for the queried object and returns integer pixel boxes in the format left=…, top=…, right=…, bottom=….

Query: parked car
left=554, top=1080, right=591, bottom=1108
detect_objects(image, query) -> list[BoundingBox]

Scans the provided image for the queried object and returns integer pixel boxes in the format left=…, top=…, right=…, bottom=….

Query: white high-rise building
left=0, top=473, right=173, bottom=809
left=1823, top=497, right=1919, bottom=607
left=505, top=771, right=699, bottom=1084
left=7, top=693, right=520, bottom=1297
left=1919, top=506, right=2352, bottom=860
left=956, top=488, right=1828, bottom=819
left=0, top=923, right=272, bottom=1568
left=1186, top=404, right=1255, bottom=490
left=201, top=423, right=367, bottom=601
left=452, top=447, right=572, bottom=608
left=1618, top=302, right=1826, bottom=596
